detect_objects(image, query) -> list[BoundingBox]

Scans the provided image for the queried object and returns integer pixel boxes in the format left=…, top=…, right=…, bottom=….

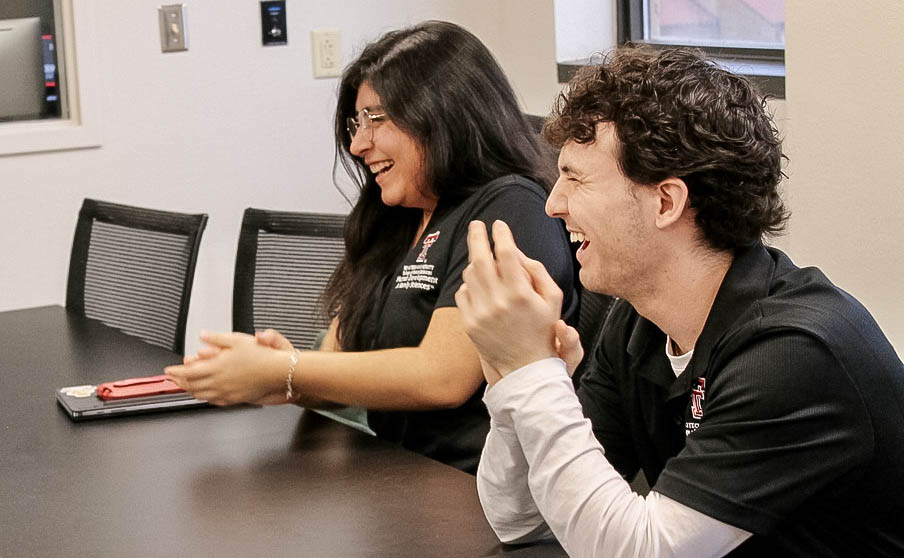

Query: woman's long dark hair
left=324, top=20, right=548, bottom=350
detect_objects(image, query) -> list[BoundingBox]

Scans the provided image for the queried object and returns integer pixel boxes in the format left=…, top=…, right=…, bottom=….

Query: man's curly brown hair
left=544, top=47, right=788, bottom=251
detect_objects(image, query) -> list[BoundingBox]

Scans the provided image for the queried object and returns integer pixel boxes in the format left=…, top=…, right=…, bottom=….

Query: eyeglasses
left=346, top=107, right=386, bottom=141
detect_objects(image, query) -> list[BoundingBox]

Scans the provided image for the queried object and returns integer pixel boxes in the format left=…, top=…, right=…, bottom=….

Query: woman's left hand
left=165, top=331, right=288, bottom=406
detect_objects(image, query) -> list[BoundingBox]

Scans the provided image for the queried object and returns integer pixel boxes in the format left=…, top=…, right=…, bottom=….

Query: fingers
left=457, top=219, right=563, bottom=376
left=493, top=221, right=562, bottom=314
left=466, top=220, right=493, bottom=265
left=199, top=330, right=244, bottom=349
left=554, top=320, right=584, bottom=376
left=520, top=253, right=564, bottom=309
left=197, top=345, right=220, bottom=359
left=180, top=343, right=220, bottom=367
left=165, top=364, right=228, bottom=405
left=164, top=364, right=190, bottom=388
left=491, top=221, right=532, bottom=287
left=165, top=359, right=211, bottom=388
left=255, top=329, right=293, bottom=351
left=462, top=221, right=498, bottom=303
left=459, top=219, right=556, bottom=313
left=454, top=282, right=472, bottom=315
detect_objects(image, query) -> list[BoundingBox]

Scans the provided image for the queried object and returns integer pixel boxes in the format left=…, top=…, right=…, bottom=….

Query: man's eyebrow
left=559, top=164, right=584, bottom=178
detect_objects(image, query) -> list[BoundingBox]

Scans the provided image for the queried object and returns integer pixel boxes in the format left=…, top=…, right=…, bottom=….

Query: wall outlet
left=311, top=29, right=341, bottom=78
left=158, top=4, right=188, bottom=53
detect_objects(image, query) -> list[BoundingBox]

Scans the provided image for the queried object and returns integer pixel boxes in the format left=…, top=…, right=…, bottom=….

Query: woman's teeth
left=370, top=161, right=394, bottom=175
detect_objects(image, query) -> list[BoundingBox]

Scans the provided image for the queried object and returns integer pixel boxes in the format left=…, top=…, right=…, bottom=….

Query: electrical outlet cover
left=311, top=29, right=342, bottom=78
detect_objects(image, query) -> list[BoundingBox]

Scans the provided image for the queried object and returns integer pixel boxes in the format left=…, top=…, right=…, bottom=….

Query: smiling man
left=455, top=48, right=904, bottom=557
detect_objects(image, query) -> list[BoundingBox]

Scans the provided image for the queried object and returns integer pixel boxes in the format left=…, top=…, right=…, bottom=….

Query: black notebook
left=56, top=384, right=208, bottom=421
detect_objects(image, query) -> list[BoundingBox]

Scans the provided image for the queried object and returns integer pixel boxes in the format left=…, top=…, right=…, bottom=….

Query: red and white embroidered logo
left=416, top=231, right=440, bottom=263
left=690, top=378, right=706, bottom=420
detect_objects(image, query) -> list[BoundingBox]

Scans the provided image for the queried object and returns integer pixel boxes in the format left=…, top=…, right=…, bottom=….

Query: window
left=619, top=0, right=785, bottom=97
left=0, top=0, right=101, bottom=155
left=0, top=0, right=65, bottom=123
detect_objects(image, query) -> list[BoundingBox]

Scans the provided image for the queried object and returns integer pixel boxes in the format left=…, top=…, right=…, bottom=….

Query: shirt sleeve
left=481, top=358, right=751, bottom=558
left=476, top=394, right=553, bottom=544
left=655, top=331, right=873, bottom=535
left=434, top=180, right=573, bottom=309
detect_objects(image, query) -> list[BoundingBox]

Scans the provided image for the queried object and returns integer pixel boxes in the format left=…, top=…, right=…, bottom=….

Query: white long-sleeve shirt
left=477, top=358, right=751, bottom=558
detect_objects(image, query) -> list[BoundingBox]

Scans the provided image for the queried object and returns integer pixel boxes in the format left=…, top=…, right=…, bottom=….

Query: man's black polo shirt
left=578, top=243, right=904, bottom=556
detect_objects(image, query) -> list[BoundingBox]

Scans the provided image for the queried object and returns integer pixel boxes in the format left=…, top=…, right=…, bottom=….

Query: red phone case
left=96, top=375, right=185, bottom=400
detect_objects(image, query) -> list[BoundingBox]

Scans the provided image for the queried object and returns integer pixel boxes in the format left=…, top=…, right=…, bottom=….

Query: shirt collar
left=665, top=242, right=777, bottom=399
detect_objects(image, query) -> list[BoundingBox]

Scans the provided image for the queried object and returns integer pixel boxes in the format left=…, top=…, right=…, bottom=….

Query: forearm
left=294, top=346, right=473, bottom=409
left=477, top=414, right=552, bottom=544
left=247, top=344, right=474, bottom=409
left=290, top=319, right=343, bottom=409
left=318, top=318, right=341, bottom=352
left=173, top=309, right=482, bottom=410
left=487, top=359, right=750, bottom=558
left=292, top=307, right=482, bottom=410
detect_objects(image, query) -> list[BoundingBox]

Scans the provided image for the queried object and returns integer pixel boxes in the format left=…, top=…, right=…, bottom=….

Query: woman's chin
left=379, top=191, right=402, bottom=207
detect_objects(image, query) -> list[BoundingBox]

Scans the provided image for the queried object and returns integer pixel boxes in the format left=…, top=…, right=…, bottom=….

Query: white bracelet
left=286, top=349, right=299, bottom=401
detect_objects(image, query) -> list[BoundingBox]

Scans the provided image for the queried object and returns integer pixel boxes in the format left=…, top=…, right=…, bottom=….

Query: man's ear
left=653, top=177, right=690, bottom=230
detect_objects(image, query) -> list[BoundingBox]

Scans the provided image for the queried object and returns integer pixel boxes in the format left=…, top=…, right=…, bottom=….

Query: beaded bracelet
left=286, top=349, right=299, bottom=401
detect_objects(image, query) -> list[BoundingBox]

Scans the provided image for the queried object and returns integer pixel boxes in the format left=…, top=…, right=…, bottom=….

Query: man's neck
left=631, top=247, right=733, bottom=355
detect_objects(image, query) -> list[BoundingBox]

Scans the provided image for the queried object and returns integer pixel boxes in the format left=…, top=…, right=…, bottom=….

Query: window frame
left=0, top=0, right=102, bottom=156
left=559, top=0, right=785, bottom=99
left=621, top=0, right=784, bottom=97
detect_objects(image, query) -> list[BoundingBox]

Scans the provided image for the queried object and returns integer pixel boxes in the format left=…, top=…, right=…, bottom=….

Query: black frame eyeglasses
left=346, top=107, right=386, bottom=142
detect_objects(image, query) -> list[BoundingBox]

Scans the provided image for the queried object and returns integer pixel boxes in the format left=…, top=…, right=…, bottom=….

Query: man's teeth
left=370, top=161, right=393, bottom=174
left=570, top=231, right=586, bottom=243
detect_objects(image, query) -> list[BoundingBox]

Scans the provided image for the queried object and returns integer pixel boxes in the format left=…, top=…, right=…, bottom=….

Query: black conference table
left=0, top=306, right=566, bottom=558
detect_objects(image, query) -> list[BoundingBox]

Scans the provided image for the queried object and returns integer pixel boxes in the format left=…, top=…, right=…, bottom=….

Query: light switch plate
left=260, top=1, right=288, bottom=46
left=158, top=4, right=188, bottom=52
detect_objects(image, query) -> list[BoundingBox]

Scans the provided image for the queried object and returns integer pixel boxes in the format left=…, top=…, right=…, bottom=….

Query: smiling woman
left=165, top=20, right=578, bottom=473
left=347, top=82, right=434, bottom=213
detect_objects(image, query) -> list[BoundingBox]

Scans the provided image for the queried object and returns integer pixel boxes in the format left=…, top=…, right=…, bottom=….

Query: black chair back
left=66, top=198, right=208, bottom=354
left=232, top=208, right=346, bottom=350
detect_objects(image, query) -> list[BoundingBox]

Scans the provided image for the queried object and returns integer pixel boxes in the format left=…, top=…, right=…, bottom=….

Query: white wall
left=450, top=0, right=562, bottom=116
left=0, top=0, right=560, bottom=355
left=783, top=0, right=903, bottom=350
left=3, top=0, right=900, bottom=354
left=554, top=0, right=615, bottom=63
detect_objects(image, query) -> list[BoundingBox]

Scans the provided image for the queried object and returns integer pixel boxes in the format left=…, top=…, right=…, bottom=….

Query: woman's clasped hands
left=165, top=329, right=295, bottom=406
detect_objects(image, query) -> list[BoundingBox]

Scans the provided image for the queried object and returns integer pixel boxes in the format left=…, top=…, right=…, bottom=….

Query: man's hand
left=455, top=220, right=562, bottom=384
left=555, top=320, right=584, bottom=377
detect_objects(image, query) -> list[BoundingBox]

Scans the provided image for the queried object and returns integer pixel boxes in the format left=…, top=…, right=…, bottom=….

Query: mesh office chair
left=232, top=208, right=346, bottom=350
left=66, top=198, right=208, bottom=355
left=233, top=209, right=372, bottom=433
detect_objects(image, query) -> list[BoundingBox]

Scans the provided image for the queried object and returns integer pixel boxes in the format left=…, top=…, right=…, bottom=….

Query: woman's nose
left=349, top=128, right=371, bottom=157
